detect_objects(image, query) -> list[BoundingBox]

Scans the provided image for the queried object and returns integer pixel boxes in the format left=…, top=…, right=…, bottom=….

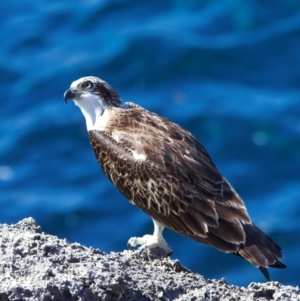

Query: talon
left=126, top=220, right=172, bottom=256
left=127, top=237, right=139, bottom=250
left=137, top=246, right=146, bottom=257
left=167, top=249, right=173, bottom=256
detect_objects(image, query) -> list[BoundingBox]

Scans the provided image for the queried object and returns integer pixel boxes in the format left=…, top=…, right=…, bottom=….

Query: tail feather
left=259, top=267, right=270, bottom=281
left=237, top=223, right=286, bottom=280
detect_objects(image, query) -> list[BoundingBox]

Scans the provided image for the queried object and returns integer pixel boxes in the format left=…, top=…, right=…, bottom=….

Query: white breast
left=91, top=109, right=111, bottom=131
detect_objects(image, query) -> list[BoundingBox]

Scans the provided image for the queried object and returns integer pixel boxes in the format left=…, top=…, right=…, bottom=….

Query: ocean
left=1, top=0, right=300, bottom=286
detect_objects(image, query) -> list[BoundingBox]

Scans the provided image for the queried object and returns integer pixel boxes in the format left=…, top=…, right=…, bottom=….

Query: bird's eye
left=82, top=81, right=93, bottom=90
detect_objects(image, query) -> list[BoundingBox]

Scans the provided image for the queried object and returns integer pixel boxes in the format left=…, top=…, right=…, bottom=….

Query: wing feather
left=88, top=106, right=252, bottom=252
left=87, top=105, right=285, bottom=273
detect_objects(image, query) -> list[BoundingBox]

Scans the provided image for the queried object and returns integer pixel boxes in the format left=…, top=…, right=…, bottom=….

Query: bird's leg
left=127, top=219, right=172, bottom=256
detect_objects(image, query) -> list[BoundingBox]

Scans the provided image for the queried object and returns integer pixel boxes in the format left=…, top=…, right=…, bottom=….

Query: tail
left=236, top=223, right=286, bottom=280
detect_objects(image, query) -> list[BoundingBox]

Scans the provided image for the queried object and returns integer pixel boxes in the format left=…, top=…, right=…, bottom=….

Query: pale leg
left=127, top=219, right=172, bottom=255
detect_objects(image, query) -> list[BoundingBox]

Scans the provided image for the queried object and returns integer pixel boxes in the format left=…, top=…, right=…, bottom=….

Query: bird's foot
left=127, top=234, right=172, bottom=256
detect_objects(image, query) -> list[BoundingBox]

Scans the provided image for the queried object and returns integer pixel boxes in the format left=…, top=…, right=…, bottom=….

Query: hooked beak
left=64, top=88, right=77, bottom=104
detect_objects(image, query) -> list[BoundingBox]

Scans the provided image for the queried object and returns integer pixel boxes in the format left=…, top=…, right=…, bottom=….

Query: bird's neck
left=74, top=95, right=110, bottom=131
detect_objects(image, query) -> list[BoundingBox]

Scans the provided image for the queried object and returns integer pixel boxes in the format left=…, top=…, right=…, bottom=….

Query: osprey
left=64, top=76, right=286, bottom=280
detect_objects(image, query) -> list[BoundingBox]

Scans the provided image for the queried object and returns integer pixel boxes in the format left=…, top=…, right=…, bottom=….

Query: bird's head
left=64, top=76, right=121, bottom=108
left=64, top=76, right=122, bottom=130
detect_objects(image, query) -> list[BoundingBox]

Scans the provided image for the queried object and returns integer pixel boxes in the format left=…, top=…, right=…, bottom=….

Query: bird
left=64, top=76, right=286, bottom=280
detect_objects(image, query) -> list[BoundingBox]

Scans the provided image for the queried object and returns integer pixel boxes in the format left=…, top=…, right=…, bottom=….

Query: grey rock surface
left=0, top=218, right=298, bottom=301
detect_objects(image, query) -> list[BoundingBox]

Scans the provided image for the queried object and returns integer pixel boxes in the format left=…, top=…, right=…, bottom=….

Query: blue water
left=1, top=0, right=300, bottom=287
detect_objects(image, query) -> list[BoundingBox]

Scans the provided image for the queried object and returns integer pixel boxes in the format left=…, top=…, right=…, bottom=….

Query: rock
left=0, top=218, right=298, bottom=301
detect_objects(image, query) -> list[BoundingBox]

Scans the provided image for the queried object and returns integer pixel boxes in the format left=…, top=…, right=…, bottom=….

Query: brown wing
left=88, top=105, right=285, bottom=278
left=89, top=106, right=251, bottom=249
